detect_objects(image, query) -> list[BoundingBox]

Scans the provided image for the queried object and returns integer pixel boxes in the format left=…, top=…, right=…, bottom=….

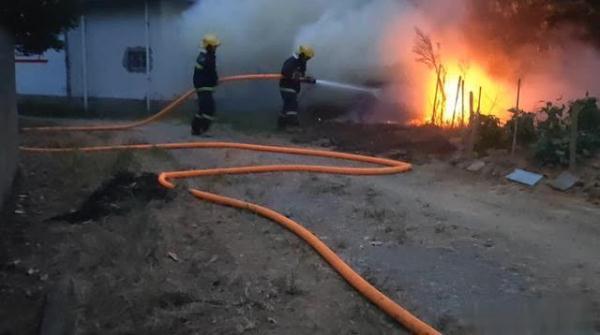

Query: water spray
left=313, top=79, right=382, bottom=97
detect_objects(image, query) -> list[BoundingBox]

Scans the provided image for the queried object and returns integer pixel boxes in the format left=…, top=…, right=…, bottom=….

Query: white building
left=14, top=0, right=365, bottom=122
left=16, top=0, right=195, bottom=112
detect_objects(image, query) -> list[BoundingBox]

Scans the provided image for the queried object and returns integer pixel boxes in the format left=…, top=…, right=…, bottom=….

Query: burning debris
left=51, top=172, right=171, bottom=224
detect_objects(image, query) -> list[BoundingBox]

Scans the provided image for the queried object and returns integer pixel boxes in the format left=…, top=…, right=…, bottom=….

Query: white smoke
left=180, top=0, right=600, bottom=122
left=181, top=0, right=411, bottom=82
left=292, top=0, right=412, bottom=81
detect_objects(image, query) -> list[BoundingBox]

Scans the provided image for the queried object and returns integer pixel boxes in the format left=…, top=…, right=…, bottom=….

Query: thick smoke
left=180, top=0, right=415, bottom=122
left=381, top=0, right=600, bottom=121
left=181, top=0, right=600, bottom=122
left=181, top=0, right=409, bottom=81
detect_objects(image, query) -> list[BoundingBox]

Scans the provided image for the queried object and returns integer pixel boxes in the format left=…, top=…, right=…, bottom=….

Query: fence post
left=466, top=91, right=476, bottom=158
left=569, top=103, right=581, bottom=171
left=511, top=79, right=522, bottom=156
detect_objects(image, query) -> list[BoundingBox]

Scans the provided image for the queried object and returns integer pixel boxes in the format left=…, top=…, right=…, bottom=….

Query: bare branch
left=413, top=27, right=439, bottom=71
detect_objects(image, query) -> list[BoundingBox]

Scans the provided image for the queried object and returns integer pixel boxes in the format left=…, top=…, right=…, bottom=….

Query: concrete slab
left=506, top=169, right=544, bottom=187
left=550, top=171, right=579, bottom=191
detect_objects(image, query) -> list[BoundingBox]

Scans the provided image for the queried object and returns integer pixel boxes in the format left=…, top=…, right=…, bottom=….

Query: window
left=123, top=47, right=151, bottom=73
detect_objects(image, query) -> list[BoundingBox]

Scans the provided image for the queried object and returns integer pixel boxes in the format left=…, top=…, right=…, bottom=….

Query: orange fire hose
left=19, top=74, right=442, bottom=335
left=21, top=74, right=282, bottom=133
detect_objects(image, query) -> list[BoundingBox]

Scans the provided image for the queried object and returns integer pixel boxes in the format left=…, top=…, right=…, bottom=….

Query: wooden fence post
left=511, top=78, right=522, bottom=156
left=466, top=91, right=476, bottom=158
left=451, top=76, right=462, bottom=128
left=570, top=103, right=581, bottom=171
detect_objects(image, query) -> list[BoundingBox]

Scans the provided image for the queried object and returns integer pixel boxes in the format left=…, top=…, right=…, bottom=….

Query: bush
left=474, top=114, right=507, bottom=154
left=504, top=111, right=537, bottom=145
left=533, top=103, right=567, bottom=164
left=576, top=98, right=600, bottom=156
left=577, top=97, right=600, bottom=132
left=533, top=98, right=600, bottom=165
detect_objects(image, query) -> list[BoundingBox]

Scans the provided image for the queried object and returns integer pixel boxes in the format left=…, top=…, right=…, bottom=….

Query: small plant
left=533, top=102, right=569, bottom=165
left=577, top=97, right=600, bottom=132
left=576, top=97, right=600, bottom=156
left=474, top=114, right=506, bottom=154
left=537, top=102, right=567, bottom=137
left=504, top=111, right=537, bottom=145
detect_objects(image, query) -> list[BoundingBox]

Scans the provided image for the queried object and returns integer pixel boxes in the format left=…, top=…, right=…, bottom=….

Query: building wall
left=148, top=1, right=193, bottom=100
left=68, top=10, right=147, bottom=100
left=0, top=28, right=19, bottom=208
left=66, top=2, right=191, bottom=102
left=16, top=48, right=67, bottom=96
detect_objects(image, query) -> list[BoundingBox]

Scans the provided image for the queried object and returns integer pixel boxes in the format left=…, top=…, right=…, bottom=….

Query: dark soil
left=51, top=171, right=171, bottom=223
left=3, top=122, right=599, bottom=335
left=293, top=122, right=457, bottom=162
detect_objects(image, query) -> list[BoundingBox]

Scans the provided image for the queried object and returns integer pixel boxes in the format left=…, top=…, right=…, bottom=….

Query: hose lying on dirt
left=20, top=74, right=282, bottom=133
left=21, top=142, right=439, bottom=335
left=19, top=73, right=442, bottom=335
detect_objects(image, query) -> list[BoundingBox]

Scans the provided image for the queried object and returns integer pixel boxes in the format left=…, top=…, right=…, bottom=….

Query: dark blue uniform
left=279, top=55, right=307, bottom=127
left=192, top=49, right=218, bottom=134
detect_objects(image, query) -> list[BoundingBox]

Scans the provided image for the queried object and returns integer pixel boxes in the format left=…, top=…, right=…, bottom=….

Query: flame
left=424, top=60, right=515, bottom=125
left=380, top=21, right=520, bottom=126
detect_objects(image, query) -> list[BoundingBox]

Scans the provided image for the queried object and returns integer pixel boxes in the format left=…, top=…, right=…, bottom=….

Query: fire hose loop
left=21, top=74, right=282, bottom=133
left=19, top=75, right=442, bottom=335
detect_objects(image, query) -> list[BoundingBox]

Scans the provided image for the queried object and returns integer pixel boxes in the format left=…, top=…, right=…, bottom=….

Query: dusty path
left=131, top=121, right=600, bottom=333
left=2, top=120, right=599, bottom=334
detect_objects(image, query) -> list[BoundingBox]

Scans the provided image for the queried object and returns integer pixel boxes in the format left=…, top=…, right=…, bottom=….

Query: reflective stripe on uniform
left=284, top=111, right=298, bottom=116
left=200, top=113, right=216, bottom=121
left=196, top=87, right=215, bottom=92
left=280, top=88, right=297, bottom=93
left=195, top=63, right=204, bottom=70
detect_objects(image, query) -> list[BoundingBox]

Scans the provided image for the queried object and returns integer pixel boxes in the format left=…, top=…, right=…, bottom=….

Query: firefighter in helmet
left=192, top=34, right=220, bottom=135
left=278, top=45, right=316, bottom=129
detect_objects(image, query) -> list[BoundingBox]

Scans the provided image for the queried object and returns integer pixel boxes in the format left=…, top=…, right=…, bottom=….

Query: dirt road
left=1, top=120, right=599, bottom=334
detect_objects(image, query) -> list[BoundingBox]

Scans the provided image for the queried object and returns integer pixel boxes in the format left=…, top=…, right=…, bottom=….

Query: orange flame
left=380, top=21, right=520, bottom=126
left=424, top=60, right=515, bottom=125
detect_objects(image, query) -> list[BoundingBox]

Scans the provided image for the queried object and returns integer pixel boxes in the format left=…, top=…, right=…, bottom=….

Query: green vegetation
left=474, top=115, right=505, bottom=154
left=474, top=97, right=600, bottom=165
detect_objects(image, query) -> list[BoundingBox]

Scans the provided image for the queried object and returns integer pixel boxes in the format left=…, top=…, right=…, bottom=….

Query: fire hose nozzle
left=301, top=76, right=317, bottom=84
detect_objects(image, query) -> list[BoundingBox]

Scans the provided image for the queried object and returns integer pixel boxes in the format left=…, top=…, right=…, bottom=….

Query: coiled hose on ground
left=19, top=74, right=441, bottom=335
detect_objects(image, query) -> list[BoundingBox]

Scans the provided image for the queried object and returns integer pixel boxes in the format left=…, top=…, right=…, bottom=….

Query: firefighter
left=192, top=34, right=221, bottom=135
left=278, top=45, right=316, bottom=129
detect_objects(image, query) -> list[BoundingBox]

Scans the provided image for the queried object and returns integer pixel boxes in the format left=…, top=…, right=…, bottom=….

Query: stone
left=466, top=160, right=486, bottom=172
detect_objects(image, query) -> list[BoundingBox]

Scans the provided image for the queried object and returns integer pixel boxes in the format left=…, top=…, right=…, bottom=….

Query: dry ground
left=1, top=119, right=599, bottom=335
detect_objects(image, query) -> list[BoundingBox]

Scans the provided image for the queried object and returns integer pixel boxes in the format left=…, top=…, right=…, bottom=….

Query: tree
left=465, top=0, right=600, bottom=52
left=0, top=0, right=81, bottom=54
left=546, top=0, right=600, bottom=47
